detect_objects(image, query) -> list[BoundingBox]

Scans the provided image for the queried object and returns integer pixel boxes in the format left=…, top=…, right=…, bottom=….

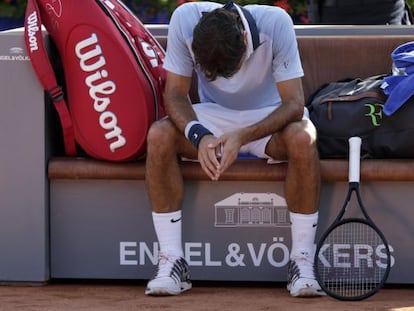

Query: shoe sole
left=145, top=282, right=192, bottom=296
left=287, top=282, right=326, bottom=298
left=289, top=287, right=326, bottom=297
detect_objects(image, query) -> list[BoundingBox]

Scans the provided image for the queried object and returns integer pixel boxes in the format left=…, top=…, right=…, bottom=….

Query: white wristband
left=184, top=121, right=201, bottom=139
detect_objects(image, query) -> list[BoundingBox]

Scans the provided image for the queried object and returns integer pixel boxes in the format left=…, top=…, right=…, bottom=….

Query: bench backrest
left=153, top=30, right=414, bottom=101
left=298, top=35, right=414, bottom=99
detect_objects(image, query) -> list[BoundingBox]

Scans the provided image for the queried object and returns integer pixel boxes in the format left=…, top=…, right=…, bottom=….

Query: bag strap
left=98, top=0, right=166, bottom=82
left=240, top=7, right=260, bottom=50
left=223, top=1, right=260, bottom=50
left=24, top=0, right=76, bottom=156
left=96, top=0, right=166, bottom=118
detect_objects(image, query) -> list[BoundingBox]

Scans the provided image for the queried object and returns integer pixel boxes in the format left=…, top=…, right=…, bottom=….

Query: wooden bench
left=49, top=29, right=414, bottom=182
left=48, top=26, right=414, bottom=284
left=49, top=157, right=414, bottom=182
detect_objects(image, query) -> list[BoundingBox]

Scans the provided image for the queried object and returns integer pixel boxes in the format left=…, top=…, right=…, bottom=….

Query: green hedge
left=129, top=0, right=414, bottom=24
left=1, top=0, right=413, bottom=24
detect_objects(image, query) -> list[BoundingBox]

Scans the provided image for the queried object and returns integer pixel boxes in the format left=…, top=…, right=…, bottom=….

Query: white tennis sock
left=152, top=210, right=184, bottom=258
left=289, top=211, right=318, bottom=259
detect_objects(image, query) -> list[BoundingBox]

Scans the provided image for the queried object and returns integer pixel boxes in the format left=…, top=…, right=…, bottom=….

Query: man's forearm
left=239, top=102, right=304, bottom=145
left=164, top=93, right=198, bottom=133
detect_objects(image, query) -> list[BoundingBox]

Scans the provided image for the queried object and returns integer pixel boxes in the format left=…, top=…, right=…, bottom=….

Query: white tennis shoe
left=287, top=252, right=325, bottom=297
left=145, top=253, right=192, bottom=296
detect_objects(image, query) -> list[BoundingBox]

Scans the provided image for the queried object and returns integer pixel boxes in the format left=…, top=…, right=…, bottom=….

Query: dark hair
left=192, top=8, right=247, bottom=81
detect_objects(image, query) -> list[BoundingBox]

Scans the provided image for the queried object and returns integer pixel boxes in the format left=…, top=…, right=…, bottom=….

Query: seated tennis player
left=144, top=1, right=324, bottom=298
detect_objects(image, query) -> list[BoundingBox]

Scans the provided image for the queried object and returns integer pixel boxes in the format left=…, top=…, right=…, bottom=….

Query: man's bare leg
left=266, top=119, right=324, bottom=297
left=145, top=119, right=196, bottom=296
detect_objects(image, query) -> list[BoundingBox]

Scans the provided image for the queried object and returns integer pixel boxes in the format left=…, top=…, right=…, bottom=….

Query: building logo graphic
left=10, top=47, right=24, bottom=54
left=0, top=45, right=30, bottom=62
left=214, top=192, right=289, bottom=228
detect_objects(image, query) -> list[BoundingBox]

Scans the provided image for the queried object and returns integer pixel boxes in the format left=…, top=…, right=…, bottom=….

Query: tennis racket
left=314, top=136, right=391, bottom=301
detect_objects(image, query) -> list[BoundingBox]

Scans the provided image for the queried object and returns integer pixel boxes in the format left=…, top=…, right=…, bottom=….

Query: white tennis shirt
left=163, top=2, right=304, bottom=110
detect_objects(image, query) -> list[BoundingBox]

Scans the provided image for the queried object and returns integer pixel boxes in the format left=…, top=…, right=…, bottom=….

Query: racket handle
left=348, top=136, right=362, bottom=183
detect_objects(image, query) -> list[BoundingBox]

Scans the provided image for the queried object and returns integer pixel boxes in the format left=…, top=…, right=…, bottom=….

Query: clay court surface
left=0, top=281, right=413, bottom=311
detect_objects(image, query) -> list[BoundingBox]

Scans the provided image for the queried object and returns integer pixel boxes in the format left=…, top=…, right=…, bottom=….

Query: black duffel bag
left=306, top=75, right=414, bottom=159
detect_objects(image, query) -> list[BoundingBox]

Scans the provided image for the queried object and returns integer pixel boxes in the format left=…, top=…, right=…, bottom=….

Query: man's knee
left=147, top=119, right=176, bottom=152
left=283, top=121, right=318, bottom=157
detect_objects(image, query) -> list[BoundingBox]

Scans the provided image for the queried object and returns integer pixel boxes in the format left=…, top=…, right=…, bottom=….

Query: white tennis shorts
left=193, top=103, right=310, bottom=160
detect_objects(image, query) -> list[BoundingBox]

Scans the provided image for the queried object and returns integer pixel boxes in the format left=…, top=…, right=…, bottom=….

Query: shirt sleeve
left=268, top=9, right=304, bottom=82
left=163, top=5, right=195, bottom=77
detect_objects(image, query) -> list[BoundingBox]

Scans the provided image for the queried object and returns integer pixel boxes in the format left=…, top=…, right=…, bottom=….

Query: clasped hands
left=197, top=131, right=243, bottom=181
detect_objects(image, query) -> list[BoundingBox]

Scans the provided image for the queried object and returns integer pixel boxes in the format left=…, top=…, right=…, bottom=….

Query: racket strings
left=317, top=221, right=388, bottom=299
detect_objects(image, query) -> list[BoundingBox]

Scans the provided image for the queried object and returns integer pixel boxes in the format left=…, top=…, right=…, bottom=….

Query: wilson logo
left=140, top=41, right=159, bottom=68
left=75, top=33, right=126, bottom=153
left=26, top=11, right=40, bottom=52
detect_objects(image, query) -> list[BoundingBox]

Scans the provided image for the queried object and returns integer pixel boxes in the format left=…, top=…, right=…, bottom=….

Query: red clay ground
left=0, top=281, right=413, bottom=311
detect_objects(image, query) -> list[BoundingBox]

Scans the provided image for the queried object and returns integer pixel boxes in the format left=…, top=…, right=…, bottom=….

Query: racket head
left=315, top=218, right=391, bottom=301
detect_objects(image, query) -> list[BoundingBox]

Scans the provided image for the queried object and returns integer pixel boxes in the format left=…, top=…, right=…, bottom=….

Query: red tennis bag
left=24, top=0, right=166, bottom=161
